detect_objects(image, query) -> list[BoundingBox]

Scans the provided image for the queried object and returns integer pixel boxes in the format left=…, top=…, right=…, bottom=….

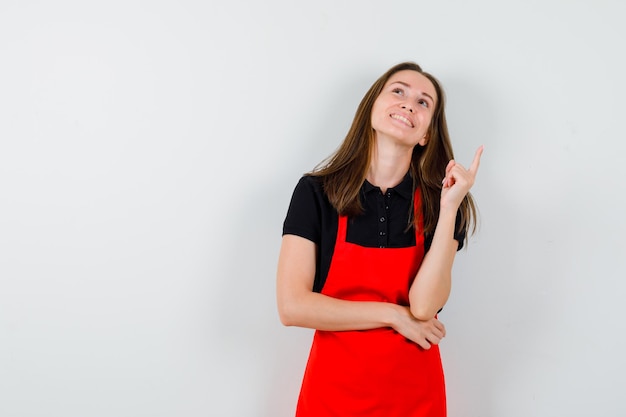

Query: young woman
left=276, top=62, right=483, bottom=417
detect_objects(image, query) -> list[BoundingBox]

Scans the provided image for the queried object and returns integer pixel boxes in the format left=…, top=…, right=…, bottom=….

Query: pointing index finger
left=469, top=145, right=484, bottom=175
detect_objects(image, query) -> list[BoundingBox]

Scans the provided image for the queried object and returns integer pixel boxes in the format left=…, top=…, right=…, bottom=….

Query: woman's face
left=371, top=70, right=437, bottom=148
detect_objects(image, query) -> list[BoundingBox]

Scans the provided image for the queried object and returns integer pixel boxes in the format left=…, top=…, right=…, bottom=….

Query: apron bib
left=296, top=189, right=446, bottom=417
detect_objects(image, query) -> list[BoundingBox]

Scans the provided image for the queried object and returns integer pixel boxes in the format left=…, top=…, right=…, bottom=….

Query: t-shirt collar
left=362, top=172, right=413, bottom=200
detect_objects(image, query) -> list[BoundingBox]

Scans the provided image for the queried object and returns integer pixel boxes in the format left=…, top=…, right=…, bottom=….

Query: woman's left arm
left=409, top=146, right=483, bottom=320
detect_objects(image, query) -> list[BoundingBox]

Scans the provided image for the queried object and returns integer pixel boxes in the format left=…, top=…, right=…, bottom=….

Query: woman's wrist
left=385, top=303, right=408, bottom=329
left=437, top=205, right=458, bottom=223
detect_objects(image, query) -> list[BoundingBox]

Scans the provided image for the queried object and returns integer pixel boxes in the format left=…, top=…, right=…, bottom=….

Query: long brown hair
left=309, top=62, right=477, bottom=244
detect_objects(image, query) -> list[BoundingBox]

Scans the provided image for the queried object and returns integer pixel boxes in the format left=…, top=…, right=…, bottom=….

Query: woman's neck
left=366, top=137, right=413, bottom=193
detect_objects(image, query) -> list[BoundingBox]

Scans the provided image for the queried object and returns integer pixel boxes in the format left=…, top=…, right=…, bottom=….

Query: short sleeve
left=282, top=176, right=323, bottom=244
left=454, top=209, right=466, bottom=251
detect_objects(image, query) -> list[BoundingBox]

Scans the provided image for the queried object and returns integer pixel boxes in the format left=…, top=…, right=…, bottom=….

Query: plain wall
left=1, top=1, right=625, bottom=416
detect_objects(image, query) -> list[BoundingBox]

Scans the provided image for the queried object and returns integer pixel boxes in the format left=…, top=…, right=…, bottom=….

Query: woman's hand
left=391, top=306, right=446, bottom=349
left=440, top=145, right=484, bottom=210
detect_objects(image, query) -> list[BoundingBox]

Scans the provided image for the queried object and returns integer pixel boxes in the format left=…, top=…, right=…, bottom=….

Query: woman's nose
left=401, top=104, right=413, bottom=113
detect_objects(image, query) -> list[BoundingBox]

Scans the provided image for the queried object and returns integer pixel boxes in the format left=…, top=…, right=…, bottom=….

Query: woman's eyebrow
left=390, top=81, right=411, bottom=88
left=389, top=81, right=435, bottom=102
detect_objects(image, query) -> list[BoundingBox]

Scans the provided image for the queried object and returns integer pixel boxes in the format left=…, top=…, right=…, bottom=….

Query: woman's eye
left=392, top=88, right=404, bottom=95
left=418, top=99, right=429, bottom=108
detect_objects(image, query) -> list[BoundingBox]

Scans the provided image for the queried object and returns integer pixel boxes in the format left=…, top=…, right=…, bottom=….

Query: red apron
left=296, top=189, right=446, bottom=417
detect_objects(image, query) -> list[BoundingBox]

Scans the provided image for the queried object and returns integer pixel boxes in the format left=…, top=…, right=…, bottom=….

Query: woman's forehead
left=386, top=70, right=437, bottom=99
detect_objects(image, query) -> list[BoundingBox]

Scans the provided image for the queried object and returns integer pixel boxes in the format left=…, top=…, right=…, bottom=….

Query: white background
left=1, top=1, right=625, bottom=416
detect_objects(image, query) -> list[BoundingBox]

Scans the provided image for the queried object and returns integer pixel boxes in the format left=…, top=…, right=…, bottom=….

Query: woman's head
left=371, top=69, right=438, bottom=149
left=310, top=62, right=475, bottom=241
left=351, top=62, right=447, bottom=152
left=312, top=63, right=451, bottom=199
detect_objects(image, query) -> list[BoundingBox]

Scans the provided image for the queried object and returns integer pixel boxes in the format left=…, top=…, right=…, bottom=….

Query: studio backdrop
left=1, top=1, right=624, bottom=416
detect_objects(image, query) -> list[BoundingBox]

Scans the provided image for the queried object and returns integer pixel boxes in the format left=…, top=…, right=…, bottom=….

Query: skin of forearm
left=279, top=290, right=403, bottom=332
left=409, top=207, right=459, bottom=320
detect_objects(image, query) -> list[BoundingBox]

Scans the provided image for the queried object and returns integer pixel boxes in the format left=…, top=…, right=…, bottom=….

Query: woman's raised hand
left=440, top=145, right=484, bottom=210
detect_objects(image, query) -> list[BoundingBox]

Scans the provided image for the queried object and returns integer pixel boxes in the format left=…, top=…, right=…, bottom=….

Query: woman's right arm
left=276, top=234, right=446, bottom=349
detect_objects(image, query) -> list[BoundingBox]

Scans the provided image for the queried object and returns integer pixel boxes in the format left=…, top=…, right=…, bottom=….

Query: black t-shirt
left=282, top=174, right=465, bottom=292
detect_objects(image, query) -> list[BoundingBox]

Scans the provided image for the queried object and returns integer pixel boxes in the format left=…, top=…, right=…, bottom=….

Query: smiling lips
left=390, top=113, right=414, bottom=128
